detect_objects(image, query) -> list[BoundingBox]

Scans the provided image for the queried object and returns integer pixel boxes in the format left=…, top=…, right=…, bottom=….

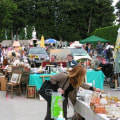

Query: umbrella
left=70, top=41, right=82, bottom=47
left=40, top=35, right=45, bottom=48
left=45, top=38, right=57, bottom=43
left=80, top=35, right=108, bottom=43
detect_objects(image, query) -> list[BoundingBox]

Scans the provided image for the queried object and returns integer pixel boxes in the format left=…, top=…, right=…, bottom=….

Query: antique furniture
left=6, top=71, right=22, bottom=98
left=0, top=75, right=6, bottom=91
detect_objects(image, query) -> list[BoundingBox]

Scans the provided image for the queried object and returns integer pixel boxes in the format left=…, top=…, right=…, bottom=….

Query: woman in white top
left=106, top=42, right=112, bottom=62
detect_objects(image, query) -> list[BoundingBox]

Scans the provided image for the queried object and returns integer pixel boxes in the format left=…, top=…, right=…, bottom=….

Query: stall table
left=29, top=73, right=56, bottom=90
left=29, top=69, right=105, bottom=90
left=87, top=69, right=105, bottom=90
left=74, top=98, right=109, bottom=120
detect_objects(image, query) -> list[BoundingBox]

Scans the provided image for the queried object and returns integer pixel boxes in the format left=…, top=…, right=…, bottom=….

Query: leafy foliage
left=0, top=0, right=116, bottom=42
left=93, top=25, right=120, bottom=44
left=0, top=0, right=17, bottom=41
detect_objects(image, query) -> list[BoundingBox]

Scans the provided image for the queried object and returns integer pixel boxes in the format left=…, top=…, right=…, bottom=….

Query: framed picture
left=26, top=85, right=36, bottom=99
left=17, top=74, right=22, bottom=84
left=10, top=73, right=19, bottom=83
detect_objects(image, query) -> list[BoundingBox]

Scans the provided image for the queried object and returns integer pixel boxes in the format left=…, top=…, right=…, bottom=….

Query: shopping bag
left=51, top=92, right=63, bottom=119
left=38, top=80, right=57, bottom=105
left=39, top=77, right=68, bottom=105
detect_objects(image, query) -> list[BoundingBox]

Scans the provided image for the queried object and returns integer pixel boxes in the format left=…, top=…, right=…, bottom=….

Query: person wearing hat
left=67, top=54, right=78, bottom=68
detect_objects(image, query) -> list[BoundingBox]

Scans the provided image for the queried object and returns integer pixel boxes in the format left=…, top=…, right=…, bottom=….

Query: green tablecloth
left=87, top=69, right=105, bottom=90
left=29, top=70, right=105, bottom=90
left=29, top=73, right=56, bottom=90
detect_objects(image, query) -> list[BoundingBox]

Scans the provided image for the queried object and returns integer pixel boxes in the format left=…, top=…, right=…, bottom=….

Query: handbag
left=39, top=77, right=68, bottom=105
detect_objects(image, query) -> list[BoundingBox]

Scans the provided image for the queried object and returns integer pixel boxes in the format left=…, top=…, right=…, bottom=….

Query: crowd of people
left=84, top=41, right=113, bottom=63
left=0, top=43, right=28, bottom=64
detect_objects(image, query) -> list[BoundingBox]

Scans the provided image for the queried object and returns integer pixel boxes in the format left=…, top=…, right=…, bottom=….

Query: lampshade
left=12, top=41, right=20, bottom=47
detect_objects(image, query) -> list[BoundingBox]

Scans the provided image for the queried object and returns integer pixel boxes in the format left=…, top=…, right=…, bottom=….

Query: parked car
left=50, top=47, right=92, bottom=61
left=26, top=47, right=49, bottom=67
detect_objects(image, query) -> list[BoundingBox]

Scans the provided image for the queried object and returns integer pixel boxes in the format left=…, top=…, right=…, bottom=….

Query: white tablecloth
left=74, top=98, right=109, bottom=120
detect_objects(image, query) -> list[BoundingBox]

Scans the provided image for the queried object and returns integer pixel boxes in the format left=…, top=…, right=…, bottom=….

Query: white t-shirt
left=106, top=45, right=111, bottom=50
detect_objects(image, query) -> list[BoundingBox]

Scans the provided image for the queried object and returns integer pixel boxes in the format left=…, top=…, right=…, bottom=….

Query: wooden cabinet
left=0, top=76, right=6, bottom=91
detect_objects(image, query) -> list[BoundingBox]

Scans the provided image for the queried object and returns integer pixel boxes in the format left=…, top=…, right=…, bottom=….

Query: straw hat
left=12, top=41, right=20, bottom=47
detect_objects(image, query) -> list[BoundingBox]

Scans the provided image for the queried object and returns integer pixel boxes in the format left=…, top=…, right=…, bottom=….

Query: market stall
left=75, top=99, right=108, bottom=120
left=29, top=73, right=56, bottom=90
left=29, top=69, right=105, bottom=90
left=86, top=69, right=105, bottom=89
left=74, top=88, right=120, bottom=120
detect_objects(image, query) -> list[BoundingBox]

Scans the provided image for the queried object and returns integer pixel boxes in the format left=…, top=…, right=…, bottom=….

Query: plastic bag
left=51, top=92, right=63, bottom=119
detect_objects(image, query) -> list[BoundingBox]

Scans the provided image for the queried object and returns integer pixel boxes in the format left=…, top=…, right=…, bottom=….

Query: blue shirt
left=96, top=44, right=103, bottom=54
left=68, top=60, right=78, bottom=68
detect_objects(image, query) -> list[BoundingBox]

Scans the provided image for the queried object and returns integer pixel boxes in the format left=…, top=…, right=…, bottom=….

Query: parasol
left=70, top=41, right=82, bottom=47
left=40, top=35, right=45, bottom=48
left=45, top=38, right=57, bottom=43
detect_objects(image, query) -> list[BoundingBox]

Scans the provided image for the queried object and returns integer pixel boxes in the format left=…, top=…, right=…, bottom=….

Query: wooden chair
left=21, top=72, right=29, bottom=94
left=6, top=71, right=22, bottom=98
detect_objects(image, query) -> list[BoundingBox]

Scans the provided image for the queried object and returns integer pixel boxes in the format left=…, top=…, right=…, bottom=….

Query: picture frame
left=10, top=73, right=19, bottom=83
left=17, top=74, right=22, bottom=84
left=26, top=85, right=36, bottom=99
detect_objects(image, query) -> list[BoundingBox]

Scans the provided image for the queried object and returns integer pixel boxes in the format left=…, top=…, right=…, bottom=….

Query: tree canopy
left=0, top=0, right=116, bottom=42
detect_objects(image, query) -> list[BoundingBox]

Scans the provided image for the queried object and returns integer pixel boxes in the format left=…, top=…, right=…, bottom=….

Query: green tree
left=0, top=0, right=116, bottom=42
left=11, top=0, right=35, bottom=40
left=35, top=0, right=115, bottom=41
left=0, top=0, right=17, bottom=41
left=93, top=25, right=120, bottom=44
